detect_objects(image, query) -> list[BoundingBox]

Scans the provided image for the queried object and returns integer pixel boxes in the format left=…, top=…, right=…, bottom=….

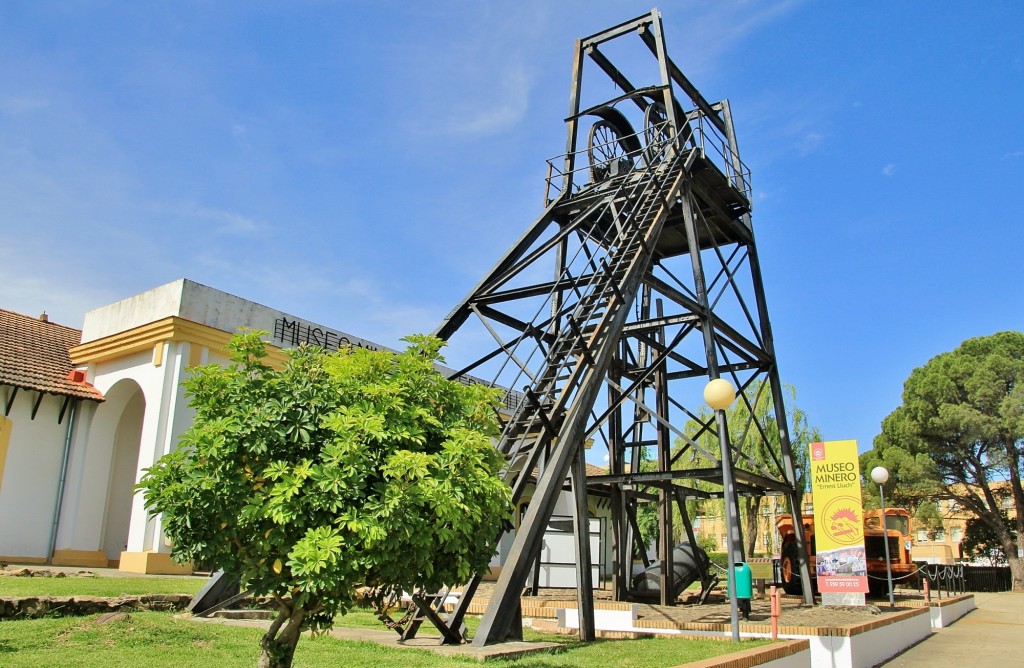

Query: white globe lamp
left=704, top=376, right=740, bottom=640
left=870, top=465, right=895, bottom=606
left=704, top=378, right=736, bottom=411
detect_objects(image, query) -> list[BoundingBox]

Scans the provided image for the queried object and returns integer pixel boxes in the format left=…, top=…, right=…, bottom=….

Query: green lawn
left=0, top=575, right=206, bottom=598
left=0, top=611, right=772, bottom=667
left=0, top=576, right=774, bottom=666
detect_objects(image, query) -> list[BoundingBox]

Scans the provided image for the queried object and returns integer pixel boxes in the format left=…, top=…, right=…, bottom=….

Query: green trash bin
left=731, top=562, right=753, bottom=620
left=734, top=562, right=753, bottom=599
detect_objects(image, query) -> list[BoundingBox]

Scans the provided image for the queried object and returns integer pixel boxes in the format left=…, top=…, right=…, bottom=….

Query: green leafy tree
left=870, top=331, right=1024, bottom=590
left=138, top=332, right=512, bottom=668
left=694, top=531, right=719, bottom=555
left=861, top=416, right=942, bottom=512
left=631, top=450, right=707, bottom=550
left=962, top=512, right=1017, bottom=563
left=913, top=501, right=945, bottom=540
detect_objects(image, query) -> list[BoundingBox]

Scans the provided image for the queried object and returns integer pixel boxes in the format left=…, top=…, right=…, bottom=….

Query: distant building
left=693, top=488, right=1016, bottom=566
left=691, top=495, right=796, bottom=556
left=913, top=489, right=1019, bottom=566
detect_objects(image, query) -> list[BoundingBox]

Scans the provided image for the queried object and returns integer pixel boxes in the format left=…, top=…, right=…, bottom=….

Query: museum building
left=0, top=279, right=396, bottom=573
left=0, top=278, right=612, bottom=583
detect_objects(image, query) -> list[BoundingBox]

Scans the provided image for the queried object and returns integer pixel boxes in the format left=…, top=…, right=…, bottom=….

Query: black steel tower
left=434, top=10, right=813, bottom=646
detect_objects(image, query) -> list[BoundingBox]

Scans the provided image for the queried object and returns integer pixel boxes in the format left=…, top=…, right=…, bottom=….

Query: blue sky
left=2, top=1, right=1022, bottom=460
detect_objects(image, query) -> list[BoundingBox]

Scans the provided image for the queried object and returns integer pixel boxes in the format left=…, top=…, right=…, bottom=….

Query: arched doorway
left=94, top=380, right=145, bottom=564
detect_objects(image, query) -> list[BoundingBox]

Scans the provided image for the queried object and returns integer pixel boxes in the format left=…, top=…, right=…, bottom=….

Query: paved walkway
left=881, top=592, right=1024, bottom=667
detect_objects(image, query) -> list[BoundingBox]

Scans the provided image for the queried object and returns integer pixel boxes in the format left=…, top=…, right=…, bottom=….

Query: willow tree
left=726, top=381, right=820, bottom=555
left=872, top=331, right=1024, bottom=590
left=680, top=381, right=820, bottom=555
left=139, top=332, right=512, bottom=668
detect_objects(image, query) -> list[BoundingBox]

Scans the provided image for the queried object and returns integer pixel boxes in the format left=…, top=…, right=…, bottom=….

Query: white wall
left=81, top=279, right=381, bottom=352
left=71, top=342, right=193, bottom=555
left=55, top=377, right=139, bottom=554
left=100, top=389, right=144, bottom=560
left=8, top=279, right=394, bottom=565
left=0, top=387, right=76, bottom=559
left=506, top=482, right=614, bottom=584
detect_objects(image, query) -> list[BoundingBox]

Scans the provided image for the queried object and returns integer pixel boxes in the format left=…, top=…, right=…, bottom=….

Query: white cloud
left=672, top=0, right=807, bottom=78
left=181, top=248, right=442, bottom=348
left=1004, top=150, right=1024, bottom=159
left=0, top=259, right=116, bottom=328
left=0, top=95, right=49, bottom=115
left=440, top=64, right=531, bottom=137
left=194, top=207, right=264, bottom=237
left=882, top=164, right=896, bottom=177
left=797, top=131, right=825, bottom=156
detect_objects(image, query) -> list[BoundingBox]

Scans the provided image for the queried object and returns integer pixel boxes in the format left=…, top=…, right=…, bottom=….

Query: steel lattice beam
left=434, top=9, right=813, bottom=646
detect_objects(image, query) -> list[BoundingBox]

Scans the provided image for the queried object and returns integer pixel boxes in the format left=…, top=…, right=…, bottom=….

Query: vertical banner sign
left=809, top=440, right=868, bottom=594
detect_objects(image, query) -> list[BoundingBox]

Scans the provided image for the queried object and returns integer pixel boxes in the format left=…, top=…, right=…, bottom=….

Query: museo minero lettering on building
left=272, top=317, right=382, bottom=353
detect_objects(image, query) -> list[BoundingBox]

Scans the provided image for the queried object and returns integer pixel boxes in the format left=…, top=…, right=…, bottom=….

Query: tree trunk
left=769, top=498, right=779, bottom=555
left=743, top=497, right=761, bottom=556
left=1008, top=553, right=1024, bottom=592
left=258, top=604, right=307, bottom=668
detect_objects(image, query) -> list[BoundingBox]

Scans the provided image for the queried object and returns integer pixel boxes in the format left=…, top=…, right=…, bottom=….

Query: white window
left=951, top=527, right=963, bottom=542
left=934, top=529, right=945, bottom=541
left=917, top=530, right=929, bottom=542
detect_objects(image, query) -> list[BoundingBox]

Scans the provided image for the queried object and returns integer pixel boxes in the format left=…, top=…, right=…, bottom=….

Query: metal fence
left=918, top=563, right=1013, bottom=595
left=960, top=565, right=1013, bottom=592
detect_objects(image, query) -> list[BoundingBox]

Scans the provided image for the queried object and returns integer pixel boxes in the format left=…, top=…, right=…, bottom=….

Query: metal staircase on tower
left=426, top=9, right=814, bottom=647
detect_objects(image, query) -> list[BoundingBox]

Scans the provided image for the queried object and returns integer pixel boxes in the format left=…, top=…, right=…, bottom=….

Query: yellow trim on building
left=0, top=415, right=11, bottom=494
left=50, top=549, right=109, bottom=568
left=70, top=317, right=289, bottom=368
left=118, top=550, right=193, bottom=575
left=187, top=341, right=203, bottom=368
left=0, top=555, right=47, bottom=565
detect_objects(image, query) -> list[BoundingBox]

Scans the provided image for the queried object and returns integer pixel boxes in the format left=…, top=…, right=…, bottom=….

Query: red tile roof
left=0, top=309, right=104, bottom=402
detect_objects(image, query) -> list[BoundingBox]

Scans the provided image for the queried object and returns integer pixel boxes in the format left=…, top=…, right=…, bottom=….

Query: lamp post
left=870, top=466, right=895, bottom=607
left=704, top=378, right=742, bottom=641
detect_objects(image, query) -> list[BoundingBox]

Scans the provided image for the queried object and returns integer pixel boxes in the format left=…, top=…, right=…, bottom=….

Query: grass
left=0, top=575, right=773, bottom=666
left=0, top=611, right=772, bottom=667
left=0, top=575, right=206, bottom=598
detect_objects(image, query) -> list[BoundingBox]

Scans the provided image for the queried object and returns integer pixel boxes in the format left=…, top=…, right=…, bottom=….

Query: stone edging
left=0, top=594, right=193, bottom=619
